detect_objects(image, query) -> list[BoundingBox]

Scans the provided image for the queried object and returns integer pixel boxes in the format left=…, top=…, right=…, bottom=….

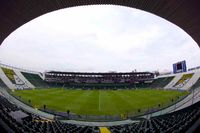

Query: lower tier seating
left=0, top=93, right=199, bottom=133
left=0, top=94, right=99, bottom=133
left=109, top=101, right=200, bottom=133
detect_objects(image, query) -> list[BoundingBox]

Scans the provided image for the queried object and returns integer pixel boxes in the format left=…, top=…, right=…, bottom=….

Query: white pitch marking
left=99, top=90, right=101, bottom=111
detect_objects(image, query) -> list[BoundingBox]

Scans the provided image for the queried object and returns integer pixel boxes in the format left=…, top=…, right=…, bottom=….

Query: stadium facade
left=45, top=71, right=154, bottom=88
left=0, top=62, right=200, bottom=132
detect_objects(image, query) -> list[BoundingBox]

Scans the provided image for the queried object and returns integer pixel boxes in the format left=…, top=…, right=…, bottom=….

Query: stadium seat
left=109, top=101, right=200, bottom=133
left=21, top=72, right=49, bottom=88
left=150, top=76, right=174, bottom=88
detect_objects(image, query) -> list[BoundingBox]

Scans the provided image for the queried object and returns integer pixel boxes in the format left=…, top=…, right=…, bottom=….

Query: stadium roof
left=0, top=0, right=200, bottom=48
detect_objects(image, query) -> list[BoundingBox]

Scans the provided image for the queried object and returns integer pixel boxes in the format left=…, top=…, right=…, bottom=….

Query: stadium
left=0, top=0, right=200, bottom=133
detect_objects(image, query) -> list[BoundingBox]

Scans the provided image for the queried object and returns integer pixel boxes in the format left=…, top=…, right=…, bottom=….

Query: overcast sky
left=0, top=5, right=199, bottom=73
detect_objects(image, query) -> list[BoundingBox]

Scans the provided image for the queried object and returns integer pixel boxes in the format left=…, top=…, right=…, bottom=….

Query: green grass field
left=12, top=88, right=188, bottom=116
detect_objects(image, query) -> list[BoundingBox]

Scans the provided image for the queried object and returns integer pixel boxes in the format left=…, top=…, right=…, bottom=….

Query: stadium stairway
left=14, top=69, right=35, bottom=89
left=99, top=127, right=111, bottom=133
left=0, top=67, right=16, bottom=89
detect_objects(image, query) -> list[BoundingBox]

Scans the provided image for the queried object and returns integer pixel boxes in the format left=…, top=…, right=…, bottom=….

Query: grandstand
left=0, top=64, right=199, bottom=132
left=21, top=72, right=49, bottom=88
left=44, top=71, right=154, bottom=89
left=0, top=0, right=200, bottom=132
left=0, top=54, right=199, bottom=133
left=0, top=67, right=30, bottom=90
left=150, top=76, right=174, bottom=88
left=0, top=65, right=199, bottom=132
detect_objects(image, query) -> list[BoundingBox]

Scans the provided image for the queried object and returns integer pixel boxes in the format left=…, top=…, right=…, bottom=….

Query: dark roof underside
left=46, top=71, right=152, bottom=75
left=0, top=0, right=200, bottom=48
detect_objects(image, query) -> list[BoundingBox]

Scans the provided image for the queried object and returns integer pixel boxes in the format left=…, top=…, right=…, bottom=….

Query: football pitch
left=12, top=88, right=188, bottom=116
